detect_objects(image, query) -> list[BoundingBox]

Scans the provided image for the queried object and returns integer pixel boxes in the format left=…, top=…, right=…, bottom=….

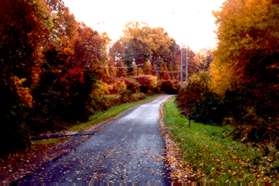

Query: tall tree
left=211, top=0, right=279, bottom=138
left=0, top=0, right=52, bottom=151
left=212, top=0, right=279, bottom=94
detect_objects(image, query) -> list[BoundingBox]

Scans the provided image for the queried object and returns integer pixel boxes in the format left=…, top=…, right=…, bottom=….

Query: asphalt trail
left=17, top=95, right=171, bottom=185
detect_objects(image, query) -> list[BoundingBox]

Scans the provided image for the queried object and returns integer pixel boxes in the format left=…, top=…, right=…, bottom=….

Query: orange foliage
left=11, top=76, right=33, bottom=108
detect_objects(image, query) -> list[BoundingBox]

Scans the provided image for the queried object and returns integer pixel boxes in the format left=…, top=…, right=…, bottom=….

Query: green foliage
left=177, top=72, right=224, bottom=124
left=164, top=98, right=278, bottom=182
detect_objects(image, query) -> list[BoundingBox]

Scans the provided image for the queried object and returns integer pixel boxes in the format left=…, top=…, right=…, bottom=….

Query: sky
left=63, top=0, right=225, bottom=52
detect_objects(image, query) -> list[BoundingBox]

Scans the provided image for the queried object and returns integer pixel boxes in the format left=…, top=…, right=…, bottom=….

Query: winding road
left=17, top=95, right=171, bottom=184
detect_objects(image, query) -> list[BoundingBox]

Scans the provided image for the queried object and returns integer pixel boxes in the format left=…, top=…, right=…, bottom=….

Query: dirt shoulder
left=159, top=98, right=203, bottom=183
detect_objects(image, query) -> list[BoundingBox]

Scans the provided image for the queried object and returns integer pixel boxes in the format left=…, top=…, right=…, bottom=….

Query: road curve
left=17, top=95, right=171, bottom=184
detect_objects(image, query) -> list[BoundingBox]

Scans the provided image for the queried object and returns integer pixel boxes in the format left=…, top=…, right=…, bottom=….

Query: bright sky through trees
left=63, top=0, right=225, bottom=52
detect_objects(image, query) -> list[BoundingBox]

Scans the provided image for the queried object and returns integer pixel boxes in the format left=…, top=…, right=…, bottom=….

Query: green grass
left=163, top=97, right=277, bottom=182
left=68, top=95, right=159, bottom=132
left=32, top=138, right=64, bottom=145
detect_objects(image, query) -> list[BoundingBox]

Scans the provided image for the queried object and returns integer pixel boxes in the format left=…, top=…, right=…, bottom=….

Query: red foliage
left=61, top=67, right=84, bottom=84
left=123, top=78, right=140, bottom=93
left=135, top=75, right=157, bottom=93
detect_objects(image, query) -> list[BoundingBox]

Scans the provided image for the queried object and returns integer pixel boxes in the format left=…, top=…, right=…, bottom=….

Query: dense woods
left=0, top=0, right=107, bottom=152
left=177, top=0, right=279, bottom=145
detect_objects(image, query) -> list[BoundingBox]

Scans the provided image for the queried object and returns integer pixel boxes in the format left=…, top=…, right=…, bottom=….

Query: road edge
left=159, top=96, right=197, bottom=183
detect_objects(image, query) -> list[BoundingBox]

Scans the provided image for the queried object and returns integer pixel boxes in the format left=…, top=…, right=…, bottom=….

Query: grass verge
left=32, top=138, right=65, bottom=146
left=68, top=95, right=159, bottom=132
left=163, top=97, right=278, bottom=182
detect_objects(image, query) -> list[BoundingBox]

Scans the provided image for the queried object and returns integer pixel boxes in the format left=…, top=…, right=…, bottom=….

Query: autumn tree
left=110, top=22, right=179, bottom=79
left=211, top=0, right=279, bottom=141
left=0, top=0, right=111, bottom=152
left=212, top=0, right=279, bottom=94
left=194, top=49, right=213, bottom=71
left=0, top=0, right=53, bottom=151
left=34, top=23, right=109, bottom=124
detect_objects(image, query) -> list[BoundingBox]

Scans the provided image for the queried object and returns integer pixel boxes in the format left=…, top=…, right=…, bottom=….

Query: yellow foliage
left=211, top=0, right=279, bottom=94
left=210, top=60, right=236, bottom=96
left=11, top=76, right=33, bottom=108
left=108, top=79, right=127, bottom=94
left=91, top=81, right=110, bottom=97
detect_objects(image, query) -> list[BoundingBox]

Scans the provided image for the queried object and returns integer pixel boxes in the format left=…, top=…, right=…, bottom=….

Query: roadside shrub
left=89, top=81, right=112, bottom=112
left=124, top=78, right=140, bottom=93
left=223, top=87, right=279, bottom=144
left=102, top=94, right=121, bottom=109
left=92, top=81, right=110, bottom=96
left=120, top=89, right=133, bottom=103
left=130, top=92, right=146, bottom=101
left=177, top=72, right=224, bottom=124
left=177, top=72, right=210, bottom=116
left=193, top=91, right=224, bottom=123
left=109, top=79, right=127, bottom=94
left=223, top=87, right=252, bottom=124
left=158, top=80, right=179, bottom=94
left=135, top=75, right=157, bottom=93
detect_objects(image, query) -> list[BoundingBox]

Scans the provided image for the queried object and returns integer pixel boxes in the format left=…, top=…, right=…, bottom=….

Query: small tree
left=177, top=72, right=224, bottom=124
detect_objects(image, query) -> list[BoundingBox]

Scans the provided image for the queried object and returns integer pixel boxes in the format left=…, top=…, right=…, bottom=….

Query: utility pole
left=180, top=45, right=184, bottom=82
left=180, top=45, right=189, bottom=82
left=185, top=47, right=188, bottom=82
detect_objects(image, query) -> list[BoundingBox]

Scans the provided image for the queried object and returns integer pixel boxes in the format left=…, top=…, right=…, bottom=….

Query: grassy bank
left=163, top=97, right=278, bottom=182
left=68, top=95, right=159, bottom=132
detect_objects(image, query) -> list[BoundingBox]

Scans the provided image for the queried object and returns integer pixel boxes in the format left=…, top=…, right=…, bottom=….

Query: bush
left=90, top=80, right=126, bottom=110
left=121, top=91, right=146, bottom=103
left=102, top=94, right=121, bottom=109
left=129, top=92, right=146, bottom=101
left=91, top=81, right=110, bottom=96
left=109, top=79, right=127, bottom=94
left=177, top=72, right=210, bottom=116
left=177, top=72, right=224, bottom=124
left=223, top=87, right=252, bottom=124
left=193, top=91, right=224, bottom=123
left=120, top=89, right=133, bottom=103
left=223, top=87, right=279, bottom=144
left=123, top=78, right=140, bottom=93
left=158, top=80, right=179, bottom=94
left=135, top=75, right=157, bottom=93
